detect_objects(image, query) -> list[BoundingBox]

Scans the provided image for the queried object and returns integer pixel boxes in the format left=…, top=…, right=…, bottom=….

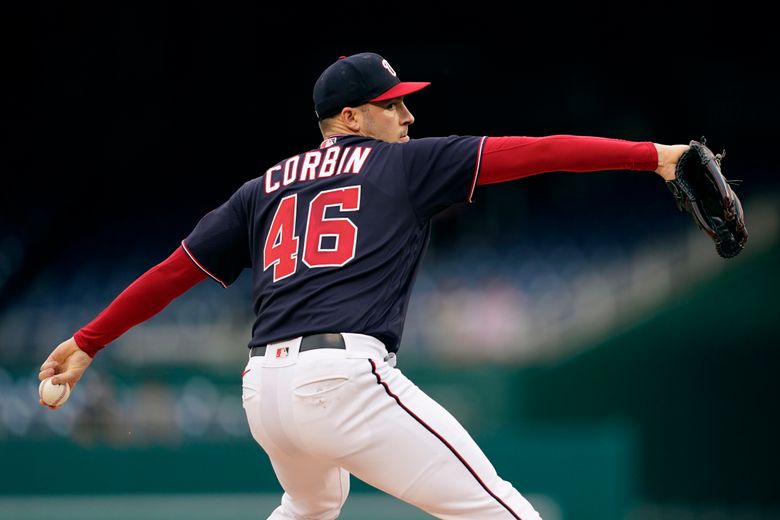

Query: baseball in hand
left=39, top=377, right=71, bottom=407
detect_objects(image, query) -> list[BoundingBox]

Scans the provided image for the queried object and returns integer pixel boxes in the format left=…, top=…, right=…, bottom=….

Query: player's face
left=359, top=97, right=415, bottom=143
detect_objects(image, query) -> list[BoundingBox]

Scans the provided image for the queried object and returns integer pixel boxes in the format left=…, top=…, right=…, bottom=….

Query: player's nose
left=399, top=101, right=415, bottom=125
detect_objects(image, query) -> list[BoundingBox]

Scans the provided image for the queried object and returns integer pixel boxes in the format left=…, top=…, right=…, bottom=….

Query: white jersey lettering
left=264, top=145, right=373, bottom=196
left=264, top=164, right=282, bottom=193
left=319, top=146, right=340, bottom=177
left=283, top=156, right=299, bottom=186
left=343, top=147, right=370, bottom=174
left=299, top=151, right=322, bottom=181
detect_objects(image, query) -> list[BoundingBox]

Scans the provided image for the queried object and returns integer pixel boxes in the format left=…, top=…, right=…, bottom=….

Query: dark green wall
left=521, top=241, right=780, bottom=504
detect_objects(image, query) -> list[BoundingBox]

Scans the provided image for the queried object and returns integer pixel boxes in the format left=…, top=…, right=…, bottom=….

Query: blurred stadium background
left=3, top=4, right=779, bottom=520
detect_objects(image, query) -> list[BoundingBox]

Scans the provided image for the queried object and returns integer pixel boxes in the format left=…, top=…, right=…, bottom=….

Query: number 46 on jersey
left=263, top=186, right=361, bottom=282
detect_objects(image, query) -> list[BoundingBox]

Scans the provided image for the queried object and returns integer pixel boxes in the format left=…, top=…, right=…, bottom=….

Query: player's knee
left=268, top=503, right=344, bottom=520
left=270, top=479, right=349, bottom=520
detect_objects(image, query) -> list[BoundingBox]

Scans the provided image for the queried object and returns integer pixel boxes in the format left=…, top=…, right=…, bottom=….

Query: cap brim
left=370, top=82, right=431, bottom=102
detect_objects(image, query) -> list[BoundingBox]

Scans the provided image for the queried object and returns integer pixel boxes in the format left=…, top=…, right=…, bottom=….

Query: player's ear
left=341, top=107, right=361, bottom=132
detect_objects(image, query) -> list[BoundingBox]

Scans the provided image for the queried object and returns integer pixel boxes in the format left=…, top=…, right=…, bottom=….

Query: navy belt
left=250, top=333, right=346, bottom=357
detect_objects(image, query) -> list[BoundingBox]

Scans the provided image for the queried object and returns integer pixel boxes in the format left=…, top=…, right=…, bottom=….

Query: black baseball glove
left=666, top=138, right=748, bottom=258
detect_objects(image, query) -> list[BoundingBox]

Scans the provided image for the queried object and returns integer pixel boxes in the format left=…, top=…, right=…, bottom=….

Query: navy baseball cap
left=313, top=52, right=430, bottom=120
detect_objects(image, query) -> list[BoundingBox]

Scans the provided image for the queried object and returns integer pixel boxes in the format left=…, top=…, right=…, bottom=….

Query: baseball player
left=39, top=52, right=690, bottom=519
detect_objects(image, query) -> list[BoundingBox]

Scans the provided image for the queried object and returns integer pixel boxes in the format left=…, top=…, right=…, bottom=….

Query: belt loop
left=341, top=333, right=390, bottom=362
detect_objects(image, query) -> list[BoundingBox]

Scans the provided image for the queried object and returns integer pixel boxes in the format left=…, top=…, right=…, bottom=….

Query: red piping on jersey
left=368, top=359, right=524, bottom=519
left=468, top=136, right=487, bottom=202
left=181, top=240, right=229, bottom=288
left=73, top=246, right=207, bottom=357
left=477, top=135, right=658, bottom=185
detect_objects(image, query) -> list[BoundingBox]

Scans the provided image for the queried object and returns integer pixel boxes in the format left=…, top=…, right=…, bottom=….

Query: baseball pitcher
left=38, top=52, right=745, bottom=519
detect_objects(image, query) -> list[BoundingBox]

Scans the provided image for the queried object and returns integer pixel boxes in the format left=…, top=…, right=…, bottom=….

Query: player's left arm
left=38, top=178, right=255, bottom=408
left=38, top=337, right=92, bottom=408
left=38, top=246, right=208, bottom=404
left=476, top=135, right=689, bottom=185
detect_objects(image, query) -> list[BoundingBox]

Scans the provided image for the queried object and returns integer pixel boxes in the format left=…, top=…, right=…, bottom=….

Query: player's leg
left=242, top=355, right=350, bottom=520
left=264, top=450, right=350, bottom=520
left=339, top=358, right=542, bottom=520
left=244, top=336, right=540, bottom=519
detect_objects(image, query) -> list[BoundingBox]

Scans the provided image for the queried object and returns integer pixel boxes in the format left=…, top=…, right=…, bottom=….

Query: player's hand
left=654, top=144, right=690, bottom=181
left=38, top=337, right=92, bottom=408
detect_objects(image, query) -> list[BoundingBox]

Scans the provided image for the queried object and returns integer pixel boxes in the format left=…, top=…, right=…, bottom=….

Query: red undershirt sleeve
left=73, top=246, right=208, bottom=357
left=476, top=135, right=658, bottom=185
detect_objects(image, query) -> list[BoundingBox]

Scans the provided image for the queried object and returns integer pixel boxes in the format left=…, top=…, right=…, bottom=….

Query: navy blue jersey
left=183, top=134, right=486, bottom=352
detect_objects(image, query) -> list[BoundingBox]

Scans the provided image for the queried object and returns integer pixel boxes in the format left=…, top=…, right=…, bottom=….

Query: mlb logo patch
left=275, top=347, right=289, bottom=358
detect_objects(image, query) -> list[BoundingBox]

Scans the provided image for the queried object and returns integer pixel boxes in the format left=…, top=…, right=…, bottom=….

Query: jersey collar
left=320, top=134, right=345, bottom=148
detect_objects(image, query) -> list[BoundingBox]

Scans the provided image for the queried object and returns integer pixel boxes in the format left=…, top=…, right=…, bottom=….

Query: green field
left=0, top=494, right=429, bottom=520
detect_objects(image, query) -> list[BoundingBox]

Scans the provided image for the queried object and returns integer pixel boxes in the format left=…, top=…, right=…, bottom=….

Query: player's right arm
left=476, top=135, right=688, bottom=184
left=399, top=135, right=690, bottom=228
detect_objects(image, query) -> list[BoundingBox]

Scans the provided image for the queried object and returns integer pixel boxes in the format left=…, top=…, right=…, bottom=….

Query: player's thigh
left=266, top=450, right=350, bottom=520
left=341, top=360, right=541, bottom=520
left=242, top=358, right=350, bottom=518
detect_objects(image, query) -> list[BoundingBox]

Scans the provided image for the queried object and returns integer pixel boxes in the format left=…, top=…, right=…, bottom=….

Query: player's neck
left=323, top=130, right=359, bottom=139
left=319, top=116, right=360, bottom=140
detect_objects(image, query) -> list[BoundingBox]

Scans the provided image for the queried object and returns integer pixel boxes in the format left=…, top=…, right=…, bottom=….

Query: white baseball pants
left=241, top=333, right=542, bottom=520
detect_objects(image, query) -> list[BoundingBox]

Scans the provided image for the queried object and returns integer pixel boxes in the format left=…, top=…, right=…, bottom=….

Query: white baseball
left=39, top=377, right=71, bottom=407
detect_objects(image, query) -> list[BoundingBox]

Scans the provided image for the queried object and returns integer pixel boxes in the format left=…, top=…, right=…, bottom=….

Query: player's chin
left=399, top=135, right=410, bottom=143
